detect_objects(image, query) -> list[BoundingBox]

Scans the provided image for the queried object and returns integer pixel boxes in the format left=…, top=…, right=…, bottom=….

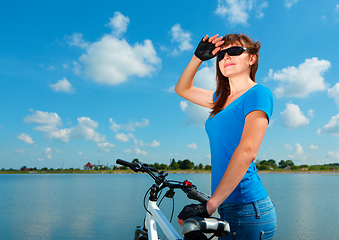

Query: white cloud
left=46, top=66, right=55, bottom=70
left=139, top=140, right=160, bottom=147
left=215, top=0, right=252, bottom=25
left=149, top=140, right=160, bottom=147
left=285, top=0, right=299, bottom=8
left=181, top=102, right=211, bottom=127
left=336, top=4, right=339, bottom=13
left=79, top=36, right=160, bottom=85
left=68, top=117, right=105, bottom=143
left=194, top=65, right=217, bottom=91
left=285, top=144, right=293, bottom=150
left=328, top=151, right=339, bottom=159
left=123, top=148, right=148, bottom=156
left=44, top=147, right=55, bottom=159
left=178, top=65, right=216, bottom=127
left=50, top=78, right=75, bottom=93
left=317, top=113, right=339, bottom=137
left=45, top=148, right=52, bottom=154
left=180, top=101, right=188, bottom=112
left=268, top=58, right=330, bottom=98
left=38, top=158, right=44, bottom=161
left=307, top=110, right=314, bottom=118
left=78, top=151, right=83, bottom=155
left=24, top=110, right=62, bottom=126
left=280, top=103, right=310, bottom=129
left=256, top=1, right=268, bottom=18
left=289, top=143, right=307, bottom=161
left=73, top=61, right=82, bottom=75
left=328, top=82, right=339, bottom=108
left=106, top=12, right=130, bottom=38
left=17, top=133, right=35, bottom=144
left=187, top=143, right=197, bottom=149
left=163, top=86, right=175, bottom=93
left=67, top=13, right=161, bottom=85
left=135, top=148, right=148, bottom=156
left=65, top=33, right=90, bottom=48
left=24, top=111, right=106, bottom=143
left=98, top=142, right=115, bottom=152
left=13, top=148, right=25, bottom=153
left=170, top=24, right=193, bottom=55
left=309, top=144, right=319, bottom=150
left=109, top=118, right=149, bottom=132
left=115, top=133, right=134, bottom=142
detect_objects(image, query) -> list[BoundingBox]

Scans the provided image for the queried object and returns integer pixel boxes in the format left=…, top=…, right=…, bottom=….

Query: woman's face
left=218, top=43, right=254, bottom=79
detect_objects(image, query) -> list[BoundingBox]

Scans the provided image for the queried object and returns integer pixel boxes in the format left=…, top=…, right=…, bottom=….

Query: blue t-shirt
left=205, top=84, right=273, bottom=203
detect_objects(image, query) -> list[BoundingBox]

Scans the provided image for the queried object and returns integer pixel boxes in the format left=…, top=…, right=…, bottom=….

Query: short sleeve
left=243, top=85, right=273, bottom=123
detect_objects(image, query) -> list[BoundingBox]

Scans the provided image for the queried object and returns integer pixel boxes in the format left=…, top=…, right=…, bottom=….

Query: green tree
left=198, top=163, right=203, bottom=170
left=258, top=164, right=270, bottom=170
left=291, top=165, right=299, bottom=170
left=153, top=163, right=160, bottom=169
left=159, top=164, right=168, bottom=170
left=205, top=165, right=211, bottom=170
left=132, top=158, right=139, bottom=163
left=180, top=159, right=194, bottom=170
left=286, top=160, right=295, bottom=167
left=278, top=160, right=287, bottom=169
left=319, top=166, right=328, bottom=170
left=268, top=159, right=277, bottom=169
left=171, top=162, right=179, bottom=170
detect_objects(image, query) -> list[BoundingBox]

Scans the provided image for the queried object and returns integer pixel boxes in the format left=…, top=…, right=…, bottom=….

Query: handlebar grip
left=116, top=159, right=141, bottom=172
left=187, top=189, right=208, bottom=204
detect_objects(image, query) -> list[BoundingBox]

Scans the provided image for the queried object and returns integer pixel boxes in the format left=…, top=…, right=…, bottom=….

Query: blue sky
left=1, top=0, right=339, bottom=169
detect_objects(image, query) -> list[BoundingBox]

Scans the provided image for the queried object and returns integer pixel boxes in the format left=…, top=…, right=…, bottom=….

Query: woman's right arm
left=175, top=55, right=214, bottom=109
left=175, top=34, right=224, bottom=109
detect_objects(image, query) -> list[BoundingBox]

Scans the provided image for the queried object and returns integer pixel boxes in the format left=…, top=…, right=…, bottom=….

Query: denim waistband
left=218, top=196, right=275, bottom=219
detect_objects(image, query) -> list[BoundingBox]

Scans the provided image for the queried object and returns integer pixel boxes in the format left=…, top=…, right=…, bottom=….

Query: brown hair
left=210, top=33, right=261, bottom=117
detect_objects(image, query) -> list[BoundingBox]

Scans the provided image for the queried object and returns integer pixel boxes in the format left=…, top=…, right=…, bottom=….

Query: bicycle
left=116, top=159, right=230, bottom=240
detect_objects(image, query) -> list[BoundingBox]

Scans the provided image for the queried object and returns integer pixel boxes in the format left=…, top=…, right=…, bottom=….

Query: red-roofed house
left=84, top=162, right=94, bottom=170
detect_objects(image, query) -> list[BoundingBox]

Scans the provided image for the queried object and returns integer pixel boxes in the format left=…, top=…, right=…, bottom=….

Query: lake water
left=1, top=173, right=339, bottom=239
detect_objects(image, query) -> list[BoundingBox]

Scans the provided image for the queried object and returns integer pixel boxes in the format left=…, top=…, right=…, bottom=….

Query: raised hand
left=194, top=34, right=224, bottom=61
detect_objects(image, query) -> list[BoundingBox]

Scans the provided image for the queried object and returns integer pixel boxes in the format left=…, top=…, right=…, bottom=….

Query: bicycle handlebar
left=187, top=189, right=208, bottom=204
left=116, top=159, right=142, bottom=172
left=116, top=159, right=209, bottom=204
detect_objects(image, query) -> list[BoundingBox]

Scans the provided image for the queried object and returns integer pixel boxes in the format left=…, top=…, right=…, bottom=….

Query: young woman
left=176, top=33, right=277, bottom=239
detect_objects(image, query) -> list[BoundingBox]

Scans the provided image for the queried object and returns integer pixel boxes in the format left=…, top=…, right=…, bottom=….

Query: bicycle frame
left=116, top=159, right=229, bottom=240
left=144, top=200, right=182, bottom=240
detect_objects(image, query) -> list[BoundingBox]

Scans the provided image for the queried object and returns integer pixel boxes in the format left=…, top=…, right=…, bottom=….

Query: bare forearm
left=175, top=55, right=202, bottom=96
left=207, top=148, right=255, bottom=214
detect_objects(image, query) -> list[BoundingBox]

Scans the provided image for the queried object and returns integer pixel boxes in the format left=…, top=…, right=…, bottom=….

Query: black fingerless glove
left=178, top=203, right=210, bottom=220
left=194, top=38, right=217, bottom=61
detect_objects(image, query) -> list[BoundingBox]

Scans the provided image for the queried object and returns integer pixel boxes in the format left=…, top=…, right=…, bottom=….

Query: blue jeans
left=218, top=196, right=277, bottom=240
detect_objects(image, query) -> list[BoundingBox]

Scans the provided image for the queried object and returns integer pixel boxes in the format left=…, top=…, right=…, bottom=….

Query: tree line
left=2, top=159, right=339, bottom=172
left=255, top=159, right=339, bottom=171
left=115, top=159, right=211, bottom=171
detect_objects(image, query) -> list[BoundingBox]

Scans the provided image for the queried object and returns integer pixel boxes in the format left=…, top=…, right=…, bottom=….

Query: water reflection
left=259, top=173, right=339, bottom=239
left=1, top=173, right=339, bottom=239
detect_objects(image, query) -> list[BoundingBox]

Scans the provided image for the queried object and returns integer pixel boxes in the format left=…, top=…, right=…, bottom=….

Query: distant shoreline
left=1, top=170, right=339, bottom=174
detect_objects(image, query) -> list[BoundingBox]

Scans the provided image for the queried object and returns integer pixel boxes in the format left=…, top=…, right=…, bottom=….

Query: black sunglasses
left=217, top=46, right=251, bottom=61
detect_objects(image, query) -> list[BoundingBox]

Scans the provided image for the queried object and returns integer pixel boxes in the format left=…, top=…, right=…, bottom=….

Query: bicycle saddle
left=182, top=216, right=230, bottom=239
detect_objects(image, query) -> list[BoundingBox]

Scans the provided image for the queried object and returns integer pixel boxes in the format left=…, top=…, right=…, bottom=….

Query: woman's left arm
left=206, top=110, right=269, bottom=215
